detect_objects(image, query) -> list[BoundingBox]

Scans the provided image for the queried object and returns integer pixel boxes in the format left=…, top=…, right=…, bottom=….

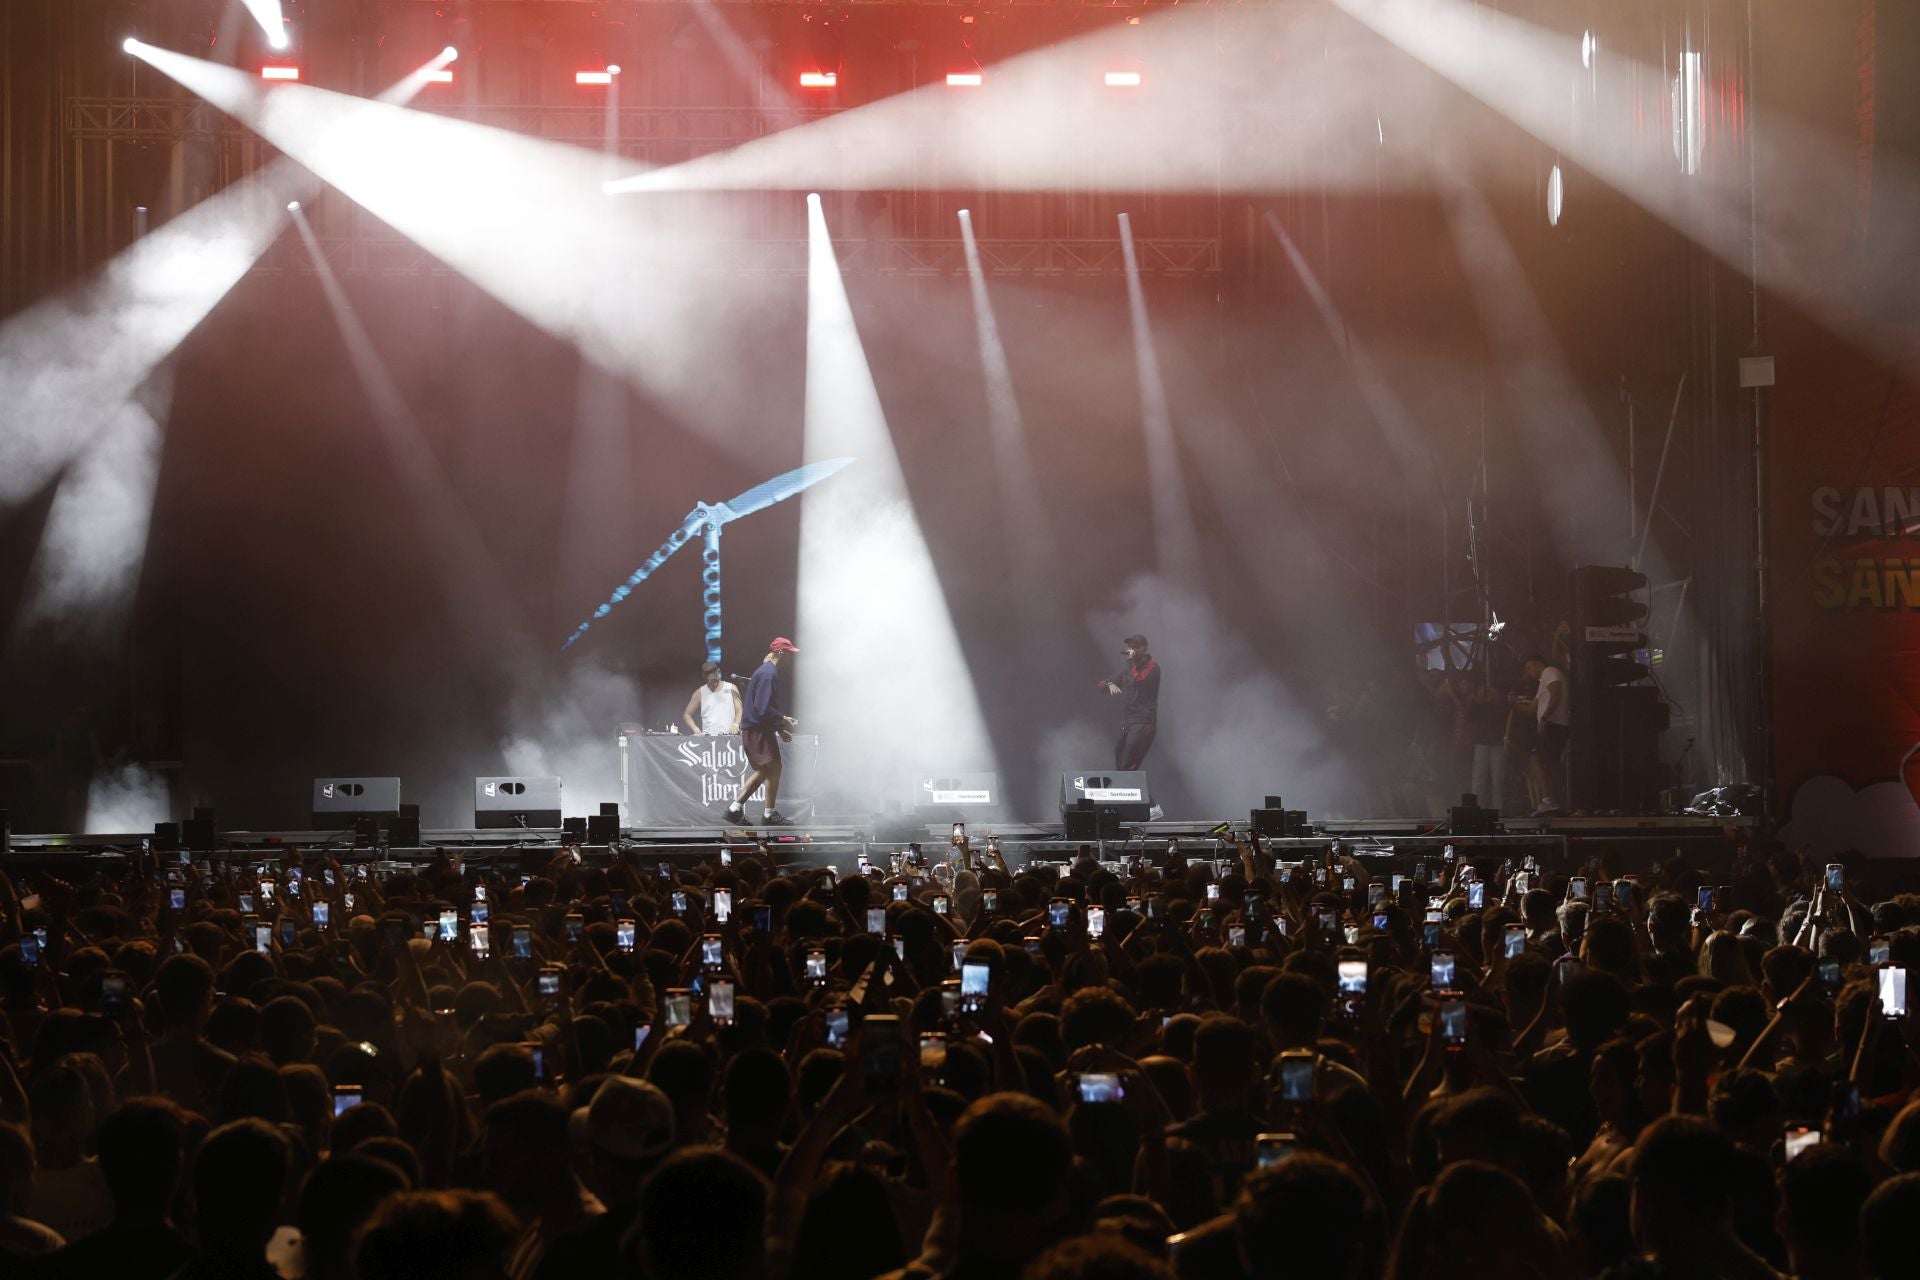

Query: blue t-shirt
left=742, top=661, right=784, bottom=729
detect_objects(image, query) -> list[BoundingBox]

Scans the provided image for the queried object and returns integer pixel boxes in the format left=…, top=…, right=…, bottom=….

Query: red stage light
left=1103, top=70, right=1142, bottom=87
left=260, top=65, right=300, bottom=81
left=945, top=72, right=983, bottom=87
left=799, top=71, right=837, bottom=88
left=575, top=68, right=617, bottom=86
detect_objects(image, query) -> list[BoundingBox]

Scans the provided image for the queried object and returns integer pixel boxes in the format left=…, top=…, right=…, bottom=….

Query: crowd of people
left=0, top=829, right=1918, bottom=1280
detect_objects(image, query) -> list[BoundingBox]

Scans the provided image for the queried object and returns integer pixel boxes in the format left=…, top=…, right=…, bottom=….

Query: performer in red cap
left=1101, top=633, right=1161, bottom=770
left=724, top=637, right=799, bottom=826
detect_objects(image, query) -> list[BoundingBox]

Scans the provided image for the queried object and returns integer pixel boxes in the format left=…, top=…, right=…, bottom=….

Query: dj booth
left=622, top=732, right=821, bottom=825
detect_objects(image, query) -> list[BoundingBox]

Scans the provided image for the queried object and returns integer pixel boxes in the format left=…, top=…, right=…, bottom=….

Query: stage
left=0, top=812, right=1756, bottom=883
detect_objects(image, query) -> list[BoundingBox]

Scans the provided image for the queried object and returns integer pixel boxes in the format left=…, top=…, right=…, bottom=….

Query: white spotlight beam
left=1333, top=0, right=1920, bottom=363
left=289, top=208, right=535, bottom=672
left=1117, top=211, right=1204, bottom=582
left=125, top=40, right=776, bottom=456
left=240, top=0, right=289, bottom=49
left=378, top=44, right=460, bottom=105
left=608, top=6, right=1432, bottom=196
left=796, top=195, right=999, bottom=782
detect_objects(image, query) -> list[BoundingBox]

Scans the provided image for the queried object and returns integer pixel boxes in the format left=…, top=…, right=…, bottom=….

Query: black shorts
left=1535, top=722, right=1569, bottom=767
left=742, top=726, right=782, bottom=770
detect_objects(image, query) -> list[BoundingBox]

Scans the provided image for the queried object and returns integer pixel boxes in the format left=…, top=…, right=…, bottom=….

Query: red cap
left=770, top=636, right=800, bottom=654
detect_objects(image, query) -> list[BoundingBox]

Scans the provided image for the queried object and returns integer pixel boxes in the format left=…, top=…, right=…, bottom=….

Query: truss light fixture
left=425, top=68, right=453, bottom=84
left=575, top=66, right=619, bottom=86
left=1104, top=69, right=1142, bottom=87
left=945, top=71, right=983, bottom=87
left=261, top=64, right=300, bottom=80
left=799, top=70, right=838, bottom=88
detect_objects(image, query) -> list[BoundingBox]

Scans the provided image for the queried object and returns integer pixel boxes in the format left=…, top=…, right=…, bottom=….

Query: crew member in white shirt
left=682, top=662, right=741, bottom=736
left=1518, top=654, right=1570, bottom=817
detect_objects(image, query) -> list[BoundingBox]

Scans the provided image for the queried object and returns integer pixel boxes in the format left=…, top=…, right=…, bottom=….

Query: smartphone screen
left=564, top=913, right=584, bottom=944
left=1826, top=863, right=1845, bottom=893
left=470, top=923, right=489, bottom=957
left=1077, top=1072, right=1124, bottom=1104
left=1049, top=900, right=1071, bottom=927
left=513, top=926, right=533, bottom=960
left=1569, top=877, right=1589, bottom=901
left=665, top=991, right=692, bottom=1028
left=1205, top=882, right=1221, bottom=902
left=539, top=970, right=562, bottom=1002
left=825, top=1005, right=850, bottom=1047
left=101, top=973, right=128, bottom=1015
left=1337, top=959, right=1367, bottom=1019
left=1880, top=968, right=1908, bottom=1018
left=1088, top=906, right=1107, bottom=939
left=1467, top=882, right=1485, bottom=910
left=1440, top=1000, right=1469, bottom=1046
left=279, top=919, right=297, bottom=947
left=332, top=1087, right=362, bottom=1117
left=1431, top=951, right=1456, bottom=989
left=1593, top=882, right=1614, bottom=912
left=1504, top=925, right=1526, bottom=959
left=962, top=961, right=991, bottom=999
left=866, top=907, right=887, bottom=935
left=713, top=889, right=732, bottom=923
left=701, top=936, right=724, bottom=967
left=238, top=894, right=254, bottom=914
left=255, top=924, right=272, bottom=953
left=17, top=936, right=38, bottom=967
left=806, top=950, right=828, bottom=982
left=440, top=910, right=458, bottom=942
left=169, top=888, right=186, bottom=910
left=1257, top=1132, right=1298, bottom=1168
left=1279, top=1055, right=1314, bottom=1102
left=1697, top=886, right=1715, bottom=912
left=313, top=901, right=330, bottom=928
left=1227, top=923, right=1245, bottom=948
left=708, top=979, right=736, bottom=1025
left=1872, top=940, right=1892, bottom=966
left=920, top=1033, right=947, bottom=1068
left=1785, top=1126, right=1823, bottom=1160
left=671, top=892, right=688, bottom=914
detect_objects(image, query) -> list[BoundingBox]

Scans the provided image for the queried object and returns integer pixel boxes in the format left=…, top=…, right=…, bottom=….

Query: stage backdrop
left=1765, top=0, right=1920, bottom=858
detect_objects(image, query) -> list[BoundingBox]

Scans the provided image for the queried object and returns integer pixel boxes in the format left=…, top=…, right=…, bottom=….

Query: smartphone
left=1785, top=1125, right=1823, bottom=1160
left=1337, top=959, right=1367, bottom=1019
left=863, top=1014, right=904, bottom=1092
left=238, top=893, right=254, bottom=914
left=713, top=889, right=732, bottom=923
left=538, top=966, right=564, bottom=1006
left=1558, top=956, right=1585, bottom=984
left=313, top=901, right=330, bottom=928
left=708, top=978, right=736, bottom=1026
left=1341, top=877, right=1356, bottom=893
left=1820, top=959, right=1842, bottom=990
left=255, top=923, right=272, bottom=953
left=1146, top=894, right=1165, bottom=921
left=471, top=903, right=489, bottom=925
left=671, top=891, right=688, bottom=915
left=1443, top=844, right=1456, bottom=861
left=1880, top=967, right=1908, bottom=1018
left=1371, top=912, right=1389, bottom=932
left=169, top=887, right=186, bottom=910
left=279, top=918, right=298, bottom=948
left=1256, top=1132, right=1299, bottom=1168
left=324, top=868, right=336, bottom=887
left=100, top=971, right=129, bottom=1016
left=1046, top=899, right=1070, bottom=928
left=1872, top=939, right=1892, bottom=967
left=1440, top=999, right=1469, bottom=1047
left=564, top=912, right=585, bottom=944
left=1614, top=879, right=1633, bottom=911
left=1088, top=906, right=1107, bottom=939
left=440, top=910, right=458, bottom=942
left=1569, top=876, right=1589, bottom=901
left=343, top=893, right=355, bottom=911
left=17, top=935, right=38, bottom=967
left=528, top=1046, right=547, bottom=1083
left=1198, top=909, right=1216, bottom=932
left=1205, top=882, right=1221, bottom=902
left=470, top=923, right=490, bottom=958
left=933, top=895, right=950, bottom=916
left=1227, top=923, right=1245, bottom=948
left=665, top=989, right=693, bottom=1028
left=1077, top=1072, right=1125, bottom=1104
left=866, top=907, right=887, bottom=935
left=1503, top=924, right=1526, bottom=960
left=1826, top=863, right=1845, bottom=893
left=332, top=1085, right=362, bottom=1117
left=806, top=949, right=828, bottom=984
left=825, top=1004, right=850, bottom=1048
left=982, top=890, right=998, bottom=914
left=658, top=861, right=673, bottom=880
left=1278, top=1051, right=1315, bottom=1102
left=512, top=925, right=533, bottom=960
left=1431, top=951, right=1456, bottom=990
left=920, top=1033, right=947, bottom=1069
left=701, top=935, right=724, bottom=968
left=1467, top=882, right=1485, bottom=910
left=1593, top=882, right=1614, bottom=913
left=1697, top=886, right=1716, bottom=912
left=951, top=822, right=966, bottom=844
left=753, top=905, right=773, bottom=934
left=1423, top=921, right=1441, bottom=949
left=616, top=920, right=636, bottom=953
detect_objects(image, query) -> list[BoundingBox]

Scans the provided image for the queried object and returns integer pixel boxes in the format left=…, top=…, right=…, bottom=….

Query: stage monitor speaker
left=312, top=778, right=402, bottom=830
left=474, top=777, right=562, bottom=829
left=183, top=807, right=215, bottom=851
left=389, top=814, right=421, bottom=847
left=1450, top=795, right=1500, bottom=836
left=153, top=821, right=180, bottom=852
left=1064, top=805, right=1127, bottom=841
left=1059, top=772, right=1151, bottom=822
left=562, top=817, right=589, bottom=842
left=587, top=812, right=619, bottom=844
left=915, top=774, right=1001, bottom=807
left=353, top=815, right=380, bottom=846
left=1250, top=807, right=1308, bottom=837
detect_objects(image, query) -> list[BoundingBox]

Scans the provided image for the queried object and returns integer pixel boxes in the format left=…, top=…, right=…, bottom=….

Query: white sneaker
left=1532, top=801, right=1557, bottom=818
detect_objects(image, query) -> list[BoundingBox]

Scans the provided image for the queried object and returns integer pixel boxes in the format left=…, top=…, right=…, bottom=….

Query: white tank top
left=699, top=682, right=737, bottom=735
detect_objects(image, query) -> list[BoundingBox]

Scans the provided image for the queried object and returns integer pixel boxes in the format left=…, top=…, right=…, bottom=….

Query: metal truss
left=261, top=233, right=1219, bottom=277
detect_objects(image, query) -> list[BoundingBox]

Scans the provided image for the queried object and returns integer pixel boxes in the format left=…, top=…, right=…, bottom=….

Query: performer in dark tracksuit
left=724, top=637, right=799, bottom=826
left=1100, top=634, right=1161, bottom=770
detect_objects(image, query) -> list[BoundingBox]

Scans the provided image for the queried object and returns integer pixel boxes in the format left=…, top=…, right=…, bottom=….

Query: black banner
left=625, top=734, right=819, bottom=826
